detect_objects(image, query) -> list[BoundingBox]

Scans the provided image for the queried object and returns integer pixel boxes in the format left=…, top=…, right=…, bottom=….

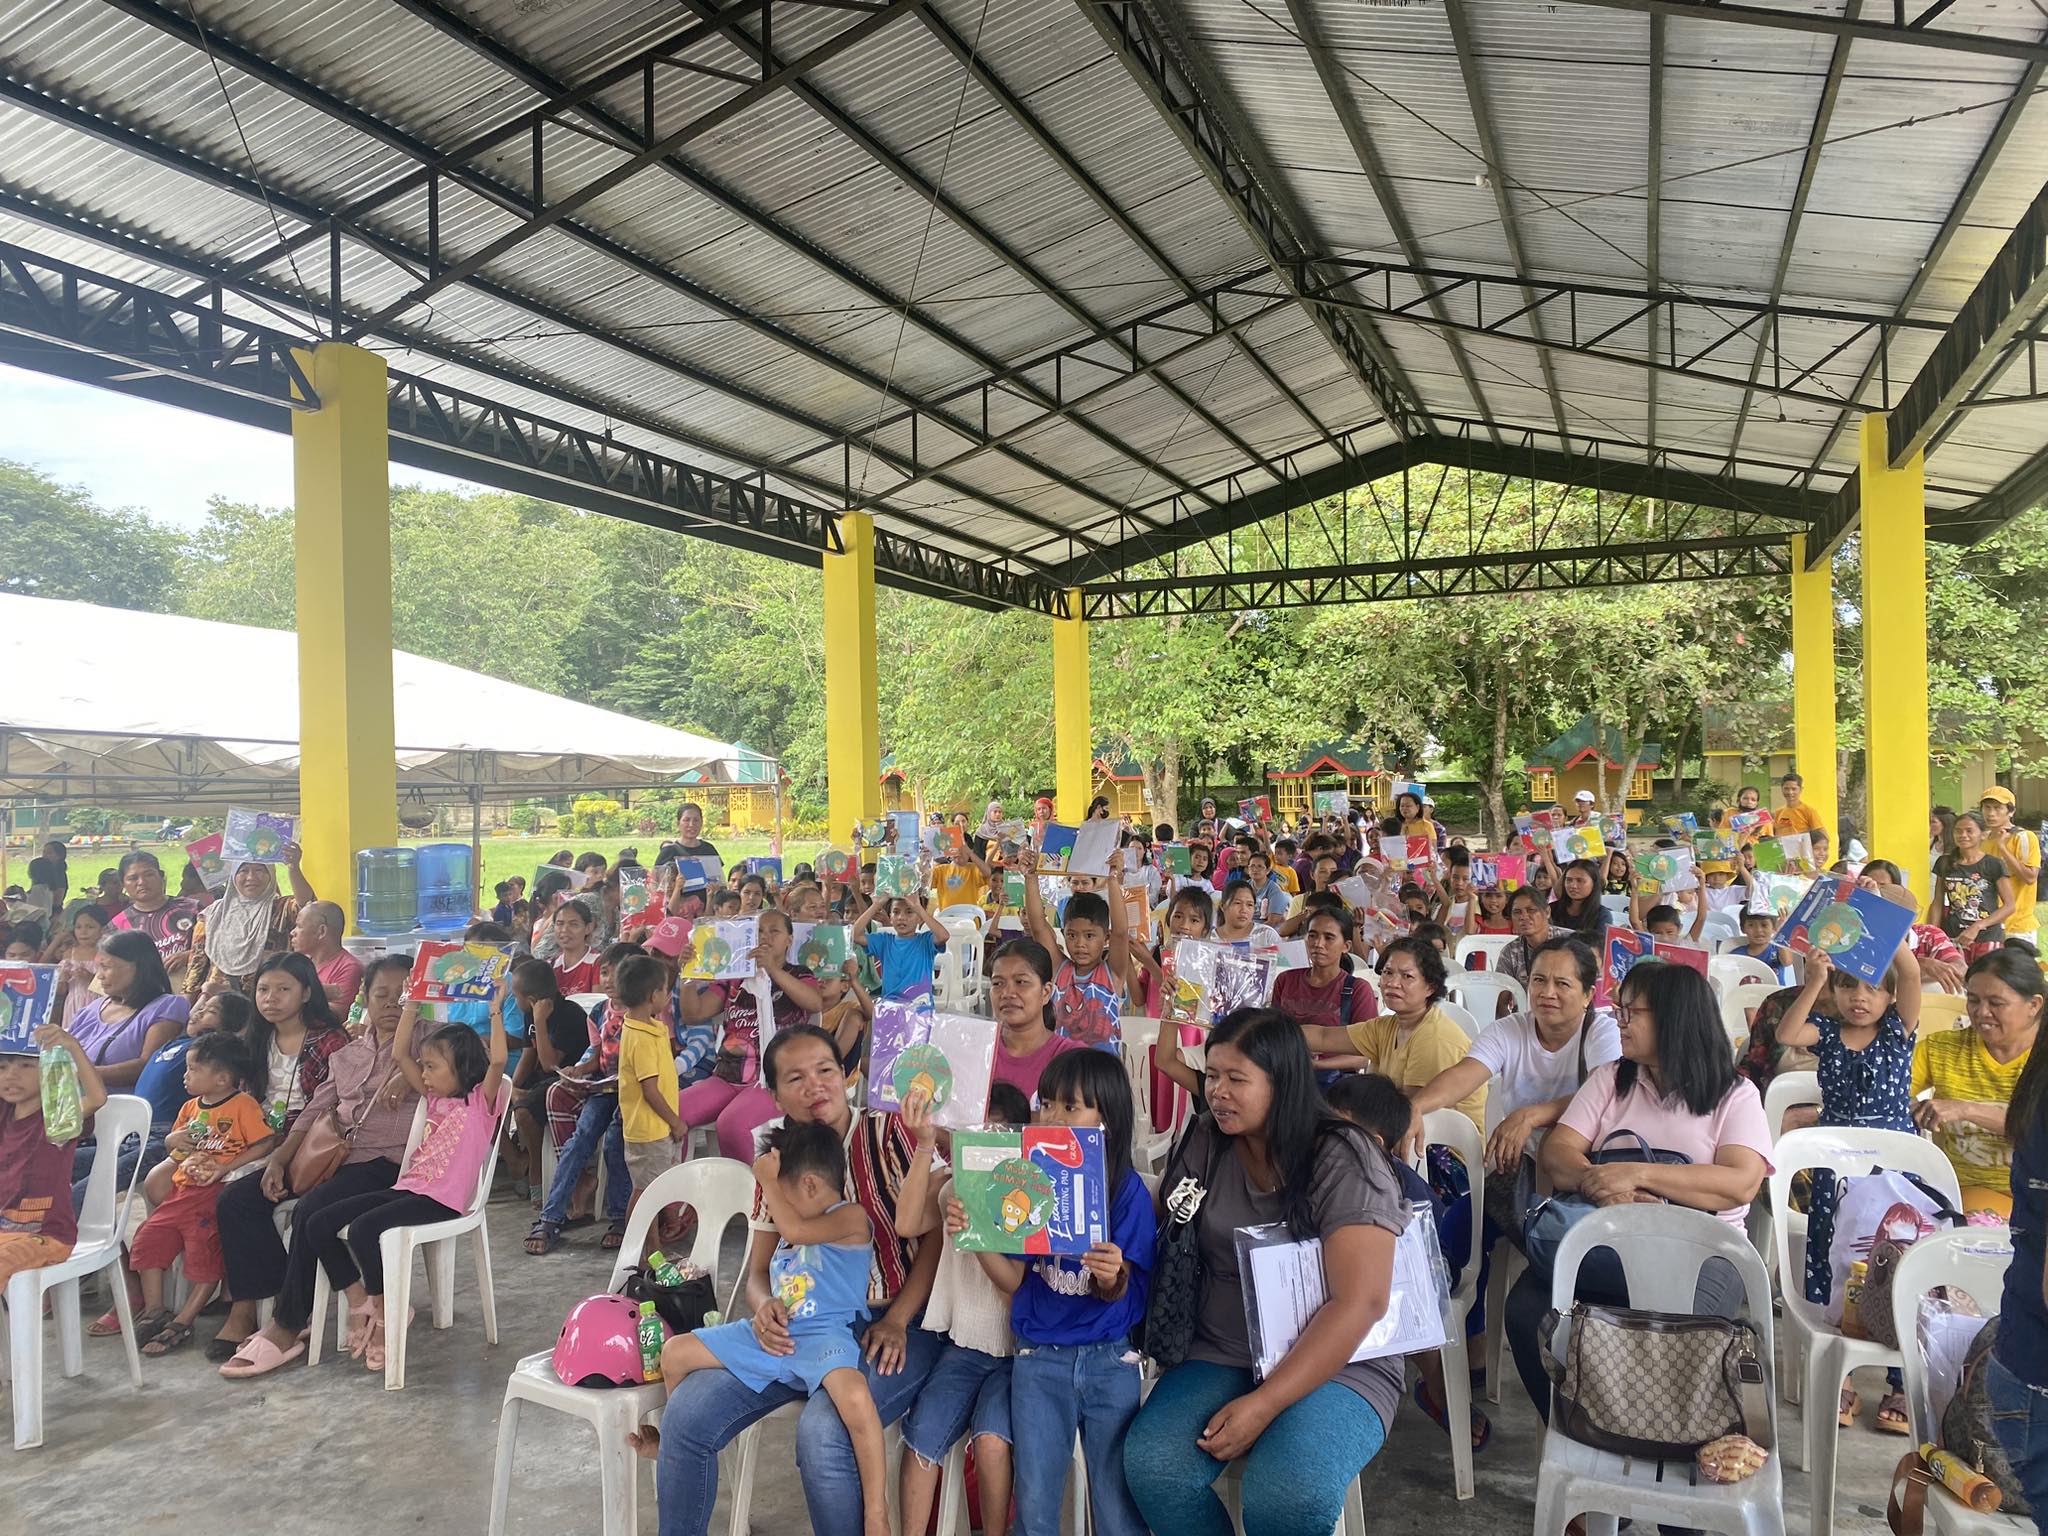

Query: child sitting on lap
left=630, top=1119, right=889, bottom=1536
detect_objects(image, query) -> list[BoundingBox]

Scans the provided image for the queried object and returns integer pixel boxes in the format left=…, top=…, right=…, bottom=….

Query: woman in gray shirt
left=1124, top=1010, right=1406, bottom=1535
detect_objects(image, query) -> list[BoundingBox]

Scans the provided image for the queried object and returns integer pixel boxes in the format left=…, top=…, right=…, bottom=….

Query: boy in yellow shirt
left=1981, top=787, right=2040, bottom=945
left=613, top=955, right=682, bottom=1207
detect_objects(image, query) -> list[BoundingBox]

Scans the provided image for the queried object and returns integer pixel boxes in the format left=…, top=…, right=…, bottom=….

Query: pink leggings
left=676, top=1076, right=778, bottom=1164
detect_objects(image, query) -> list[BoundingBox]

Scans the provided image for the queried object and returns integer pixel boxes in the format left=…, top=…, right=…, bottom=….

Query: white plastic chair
left=1483, top=1240, right=1526, bottom=1406
left=934, top=903, right=985, bottom=936
left=1753, top=1071, right=1822, bottom=1310
left=1763, top=1072, right=1821, bottom=1144
left=1437, top=1000, right=1481, bottom=1042
left=1454, top=933, right=1513, bottom=971
left=1218, top=1457, right=1366, bottom=1534
left=1771, top=1126, right=1963, bottom=1536
left=1719, top=980, right=1781, bottom=1057
left=5, top=1094, right=150, bottom=1449
left=1532, top=1204, right=1784, bottom=1536
left=1448, top=971, right=1526, bottom=1025
left=935, top=917, right=985, bottom=1011
left=934, top=1435, right=1088, bottom=1536
left=1889, top=1229, right=2027, bottom=1536
left=1919, top=992, right=1969, bottom=1032
left=1711, top=954, right=1782, bottom=994
left=1699, top=910, right=1743, bottom=947
left=310, top=1078, right=512, bottom=1389
left=1423, top=1109, right=1484, bottom=1500
left=1117, top=1015, right=1175, bottom=1174
left=487, top=1157, right=757, bottom=1536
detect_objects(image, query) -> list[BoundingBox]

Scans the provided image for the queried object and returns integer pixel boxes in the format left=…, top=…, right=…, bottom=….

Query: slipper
left=345, top=1299, right=378, bottom=1360
left=219, top=1334, right=306, bottom=1379
left=601, top=1220, right=628, bottom=1251
left=131, top=1306, right=174, bottom=1347
left=205, top=1334, right=246, bottom=1363
left=88, top=1306, right=134, bottom=1337
left=1411, top=1376, right=1493, bottom=1453
left=525, top=1219, right=562, bottom=1256
left=142, top=1320, right=195, bottom=1356
left=1839, top=1384, right=1861, bottom=1429
left=1875, top=1391, right=1911, bottom=1435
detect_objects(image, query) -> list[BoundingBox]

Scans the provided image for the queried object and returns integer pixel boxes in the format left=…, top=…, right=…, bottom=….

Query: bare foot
left=627, top=1426, right=661, bottom=1462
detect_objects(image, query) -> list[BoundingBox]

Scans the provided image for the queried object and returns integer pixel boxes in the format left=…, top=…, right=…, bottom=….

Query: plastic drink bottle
left=637, top=1300, right=664, bottom=1383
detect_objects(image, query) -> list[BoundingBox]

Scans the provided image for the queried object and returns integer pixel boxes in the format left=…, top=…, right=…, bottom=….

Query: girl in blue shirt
left=952, top=1049, right=1154, bottom=1536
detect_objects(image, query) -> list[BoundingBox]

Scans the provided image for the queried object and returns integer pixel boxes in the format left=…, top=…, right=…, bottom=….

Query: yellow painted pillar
left=1789, top=533, right=1840, bottom=841
left=824, top=511, right=881, bottom=842
left=1858, top=413, right=1931, bottom=904
left=292, top=342, right=398, bottom=924
left=1052, top=589, right=1091, bottom=823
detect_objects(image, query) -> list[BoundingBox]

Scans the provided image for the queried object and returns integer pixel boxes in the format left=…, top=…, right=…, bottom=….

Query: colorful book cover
left=1494, top=853, right=1527, bottom=891
left=1237, top=795, right=1272, bottom=824
left=404, top=941, right=512, bottom=1004
left=619, top=866, right=651, bottom=917
left=1313, top=790, right=1350, bottom=818
left=1002, top=871, right=1027, bottom=909
left=950, top=1126, right=1109, bottom=1256
left=815, top=847, right=853, bottom=884
left=1069, top=819, right=1121, bottom=877
left=0, top=963, right=60, bottom=1052
left=1470, top=855, right=1502, bottom=891
left=1601, top=812, right=1628, bottom=845
left=1728, top=809, right=1770, bottom=840
left=855, top=819, right=890, bottom=851
left=1661, top=812, right=1700, bottom=839
left=941, top=826, right=967, bottom=858
left=1154, top=843, right=1193, bottom=877
left=1599, top=930, right=1709, bottom=1006
left=1751, top=838, right=1786, bottom=874
left=679, top=918, right=759, bottom=982
left=1633, top=845, right=1696, bottom=890
left=1405, top=834, right=1434, bottom=869
left=869, top=1008, right=995, bottom=1129
left=1772, top=876, right=1915, bottom=988
left=1333, top=875, right=1373, bottom=912
left=185, top=832, right=228, bottom=889
left=874, top=854, right=918, bottom=900
left=1552, top=823, right=1606, bottom=863
left=673, top=857, right=719, bottom=892
left=1693, top=832, right=1735, bottom=863
left=221, top=808, right=297, bottom=865
left=741, top=856, right=784, bottom=883
left=891, top=811, right=923, bottom=858
left=792, top=922, right=851, bottom=974
left=1513, top=812, right=1539, bottom=855
left=1749, top=872, right=1810, bottom=918
left=1037, top=823, right=1078, bottom=873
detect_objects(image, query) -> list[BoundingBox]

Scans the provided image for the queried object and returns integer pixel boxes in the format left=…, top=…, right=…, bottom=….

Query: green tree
left=0, top=458, right=181, bottom=609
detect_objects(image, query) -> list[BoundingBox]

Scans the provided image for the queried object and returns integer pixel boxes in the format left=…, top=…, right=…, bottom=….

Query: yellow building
left=1523, top=716, right=1659, bottom=822
left=675, top=746, right=785, bottom=834
left=1267, top=743, right=1392, bottom=822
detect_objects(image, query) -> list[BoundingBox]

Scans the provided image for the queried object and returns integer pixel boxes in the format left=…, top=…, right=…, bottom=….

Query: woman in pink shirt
left=986, top=938, right=1081, bottom=1105
left=1503, top=960, right=1772, bottom=1417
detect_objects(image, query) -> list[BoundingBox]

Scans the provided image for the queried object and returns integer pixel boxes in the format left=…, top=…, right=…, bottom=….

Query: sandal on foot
left=218, top=1334, right=306, bottom=1379
left=601, top=1220, right=628, bottom=1251
left=88, top=1305, right=136, bottom=1337
left=363, top=1316, right=387, bottom=1373
left=131, top=1306, right=174, bottom=1347
left=1839, top=1384, right=1861, bottom=1428
left=142, top=1320, right=195, bottom=1356
left=1411, top=1377, right=1493, bottom=1452
left=1875, top=1391, right=1911, bottom=1434
left=524, top=1219, right=562, bottom=1256
left=345, top=1299, right=378, bottom=1360
left=205, top=1334, right=247, bottom=1363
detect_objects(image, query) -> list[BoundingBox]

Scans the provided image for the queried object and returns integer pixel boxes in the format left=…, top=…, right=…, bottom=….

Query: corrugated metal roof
left=0, top=0, right=2043, bottom=598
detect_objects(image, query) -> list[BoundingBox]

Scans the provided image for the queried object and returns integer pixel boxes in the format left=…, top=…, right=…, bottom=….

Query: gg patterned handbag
left=1540, top=1302, right=1772, bottom=1459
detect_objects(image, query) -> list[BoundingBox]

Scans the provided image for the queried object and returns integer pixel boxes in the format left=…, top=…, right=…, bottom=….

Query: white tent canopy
left=0, top=594, right=751, bottom=810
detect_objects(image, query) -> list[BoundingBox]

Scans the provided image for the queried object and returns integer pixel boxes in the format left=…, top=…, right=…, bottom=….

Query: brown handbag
left=288, top=1068, right=397, bottom=1195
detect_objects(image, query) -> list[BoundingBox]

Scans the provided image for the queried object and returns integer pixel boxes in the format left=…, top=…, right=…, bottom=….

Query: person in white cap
left=1571, top=789, right=1597, bottom=826
left=1982, top=786, right=2040, bottom=945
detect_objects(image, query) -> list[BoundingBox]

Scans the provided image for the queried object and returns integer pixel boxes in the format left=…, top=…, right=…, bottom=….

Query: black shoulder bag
left=1135, top=1114, right=1229, bottom=1370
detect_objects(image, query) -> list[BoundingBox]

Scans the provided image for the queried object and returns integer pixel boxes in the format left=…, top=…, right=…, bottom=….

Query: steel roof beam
left=1543, top=0, right=2048, bottom=64
left=1932, top=440, right=2048, bottom=541
left=670, top=0, right=1223, bottom=524
left=1076, top=533, right=1796, bottom=618
left=1075, top=0, right=1429, bottom=443
left=1647, top=15, right=1663, bottom=456
left=1886, top=176, right=2048, bottom=467
left=1441, top=0, right=1571, bottom=447
left=0, top=70, right=1094, bottom=561
left=105, top=0, right=1144, bottom=547
left=1282, top=0, right=1500, bottom=442
left=1722, top=10, right=1855, bottom=472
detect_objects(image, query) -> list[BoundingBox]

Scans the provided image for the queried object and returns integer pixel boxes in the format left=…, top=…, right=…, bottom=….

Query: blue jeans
left=900, top=1342, right=1011, bottom=1464
left=1009, top=1340, right=1145, bottom=1536
left=655, top=1316, right=944, bottom=1536
left=1124, top=1359, right=1386, bottom=1536
left=540, top=1092, right=629, bottom=1226
left=1989, top=1355, right=2048, bottom=1515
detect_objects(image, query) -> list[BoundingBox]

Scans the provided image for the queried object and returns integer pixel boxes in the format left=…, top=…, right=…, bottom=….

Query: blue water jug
left=414, top=842, right=474, bottom=932
left=355, top=848, right=418, bottom=937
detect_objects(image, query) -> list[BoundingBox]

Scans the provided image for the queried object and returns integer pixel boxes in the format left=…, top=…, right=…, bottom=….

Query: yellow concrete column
left=292, top=343, right=398, bottom=923
left=824, top=511, right=881, bottom=842
left=1858, top=413, right=1931, bottom=904
left=1052, top=589, right=1091, bottom=822
left=1789, top=533, right=1840, bottom=840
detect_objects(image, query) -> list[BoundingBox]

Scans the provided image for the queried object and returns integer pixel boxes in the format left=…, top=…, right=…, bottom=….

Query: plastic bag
left=1824, top=1172, right=1951, bottom=1324
left=41, top=1045, right=83, bottom=1143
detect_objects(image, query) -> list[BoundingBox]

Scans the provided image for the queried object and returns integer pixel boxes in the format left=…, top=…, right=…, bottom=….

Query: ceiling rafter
left=1544, top=0, right=2048, bottom=64
left=1074, top=0, right=1430, bottom=443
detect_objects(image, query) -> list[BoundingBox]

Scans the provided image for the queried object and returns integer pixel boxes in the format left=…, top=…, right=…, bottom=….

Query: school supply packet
left=404, top=941, right=512, bottom=1004
left=1037, top=823, right=1078, bottom=873
left=950, top=1126, right=1110, bottom=1256
left=874, top=854, right=919, bottom=900
left=619, top=865, right=651, bottom=917
left=0, top=963, right=59, bottom=1052
left=1068, top=818, right=1121, bottom=878
left=866, top=1005, right=995, bottom=1128
left=222, top=808, right=298, bottom=865
left=185, top=833, right=229, bottom=889
left=1771, top=876, right=1915, bottom=988
left=1313, top=790, right=1350, bottom=818
left=1553, top=823, right=1607, bottom=863
left=1600, top=930, right=1708, bottom=1006
left=791, top=922, right=852, bottom=974
left=680, top=918, right=760, bottom=982
left=1634, top=844, right=1699, bottom=893
left=1236, top=1204, right=1450, bottom=1379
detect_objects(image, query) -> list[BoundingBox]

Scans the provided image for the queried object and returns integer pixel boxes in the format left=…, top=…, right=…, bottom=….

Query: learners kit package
left=866, top=1003, right=995, bottom=1128
left=0, top=963, right=60, bottom=1051
left=1772, top=876, right=1915, bottom=988
left=221, top=808, right=297, bottom=865
left=874, top=854, right=919, bottom=900
left=950, top=1126, right=1109, bottom=1256
left=404, top=942, right=512, bottom=1004
left=1235, top=1205, right=1451, bottom=1379
left=1599, top=929, right=1707, bottom=1005
left=679, top=918, right=759, bottom=982
left=791, top=922, right=852, bottom=974
left=185, top=833, right=229, bottom=889
left=1036, top=823, right=1078, bottom=873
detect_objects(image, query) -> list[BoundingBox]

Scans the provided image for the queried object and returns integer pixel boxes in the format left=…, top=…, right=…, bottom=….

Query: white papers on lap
left=1234, top=1204, right=1450, bottom=1380
left=1068, top=819, right=1122, bottom=877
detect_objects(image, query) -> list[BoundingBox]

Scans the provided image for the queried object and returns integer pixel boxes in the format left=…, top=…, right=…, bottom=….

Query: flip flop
left=88, top=1306, right=135, bottom=1337
left=205, top=1334, right=246, bottom=1363
left=219, top=1333, right=306, bottom=1379
left=1839, top=1384, right=1861, bottom=1428
left=601, top=1220, right=628, bottom=1251
left=1411, top=1376, right=1493, bottom=1453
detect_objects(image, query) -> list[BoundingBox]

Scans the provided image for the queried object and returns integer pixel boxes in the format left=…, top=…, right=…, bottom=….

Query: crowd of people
left=4, top=777, right=2047, bottom=1531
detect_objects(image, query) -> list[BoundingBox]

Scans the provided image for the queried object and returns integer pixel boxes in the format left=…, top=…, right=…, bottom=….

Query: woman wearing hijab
left=184, top=845, right=316, bottom=998
left=970, top=801, right=1006, bottom=860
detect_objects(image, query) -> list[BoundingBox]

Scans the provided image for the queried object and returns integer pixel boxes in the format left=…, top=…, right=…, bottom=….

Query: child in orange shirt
left=130, top=1030, right=270, bottom=1355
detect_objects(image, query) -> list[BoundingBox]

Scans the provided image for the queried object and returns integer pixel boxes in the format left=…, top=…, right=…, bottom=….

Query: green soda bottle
left=636, top=1299, right=664, bottom=1383
left=179, top=1107, right=211, bottom=1160
left=646, top=1249, right=686, bottom=1288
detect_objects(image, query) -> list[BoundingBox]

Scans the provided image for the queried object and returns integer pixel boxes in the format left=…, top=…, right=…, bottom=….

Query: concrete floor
left=2, top=1183, right=1907, bottom=1536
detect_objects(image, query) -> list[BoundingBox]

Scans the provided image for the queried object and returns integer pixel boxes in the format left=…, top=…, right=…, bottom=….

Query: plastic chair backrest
left=1763, top=1071, right=1821, bottom=1142
left=1769, top=1125, right=1964, bottom=1323
left=1710, top=954, right=1781, bottom=993
left=1549, top=1203, right=1776, bottom=1357
left=566, top=992, right=607, bottom=1013
left=1918, top=992, right=1969, bottom=1032
left=1438, top=1001, right=1480, bottom=1041
left=606, top=1156, right=759, bottom=1294
left=1449, top=972, right=1526, bottom=1022
left=396, top=1077, right=513, bottom=1216
left=1453, top=934, right=1514, bottom=970
left=1422, top=1110, right=1484, bottom=1310
left=935, top=904, right=985, bottom=934
left=1889, top=1227, right=2013, bottom=1448
left=76, top=1094, right=152, bottom=1250
left=1699, top=911, right=1742, bottom=946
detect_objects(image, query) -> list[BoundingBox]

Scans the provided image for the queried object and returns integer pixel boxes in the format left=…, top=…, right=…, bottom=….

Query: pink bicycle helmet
left=553, top=1294, right=659, bottom=1388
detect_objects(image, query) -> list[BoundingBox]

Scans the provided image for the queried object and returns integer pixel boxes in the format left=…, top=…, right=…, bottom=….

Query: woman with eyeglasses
left=1502, top=960, right=1771, bottom=1417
